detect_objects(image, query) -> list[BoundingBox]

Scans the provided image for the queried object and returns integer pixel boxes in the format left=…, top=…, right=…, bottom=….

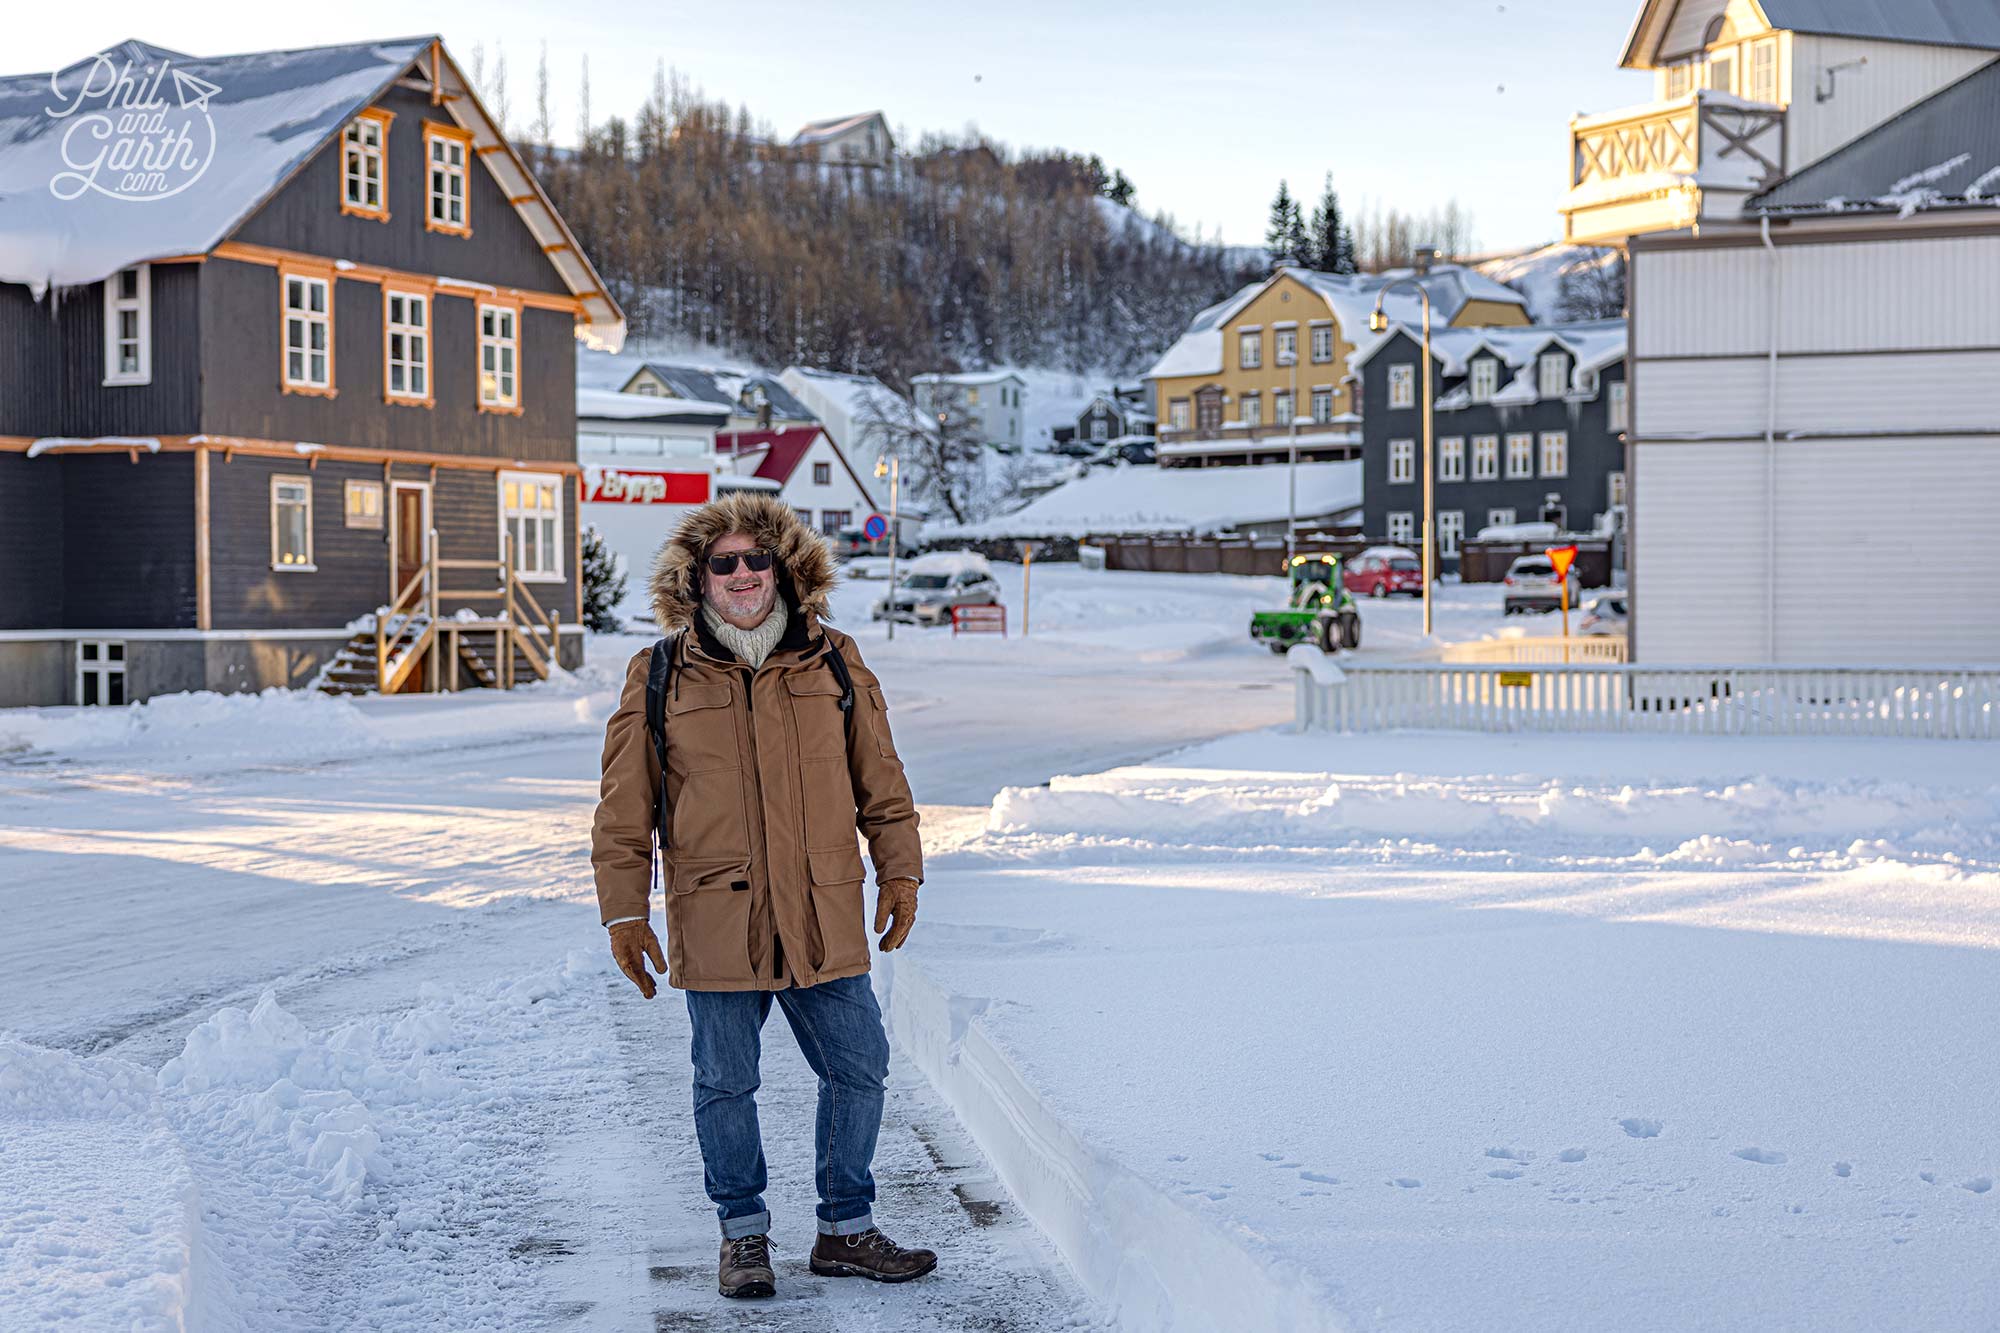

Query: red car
left=1344, top=547, right=1424, bottom=598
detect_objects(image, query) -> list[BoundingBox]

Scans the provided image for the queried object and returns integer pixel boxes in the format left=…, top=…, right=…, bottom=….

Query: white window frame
left=1487, top=507, right=1516, bottom=529
left=1438, top=436, right=1465, bottom=482
left=1310, top=388, right=1333, bottom=423
left=1387, top=511, right=1415, bottom=544
left=344, top=479, right=384, bottom=530
left=1538, top=351, right=1568, bottom=399
left=1388, top=438, right=1416, bottom=485
left=1388, top=364, right=1415, bottom=409
left=1241, top=393, right=1262, bottom=428
left=1540, top=431, right=1569, bottom=479
left=282, top=270, right=333, bottom=393
left=813, top=460, right=832, bottom=485
left=1274, top=328, right=1298, bottom=365
left=1169, top=399, right=1189, bottom=430
left=341, top=109, right=392, bottom=219
left=498, top=470, right=564, bottom=583
left=424, top=122, right=471, bottom=235
left=1469, top=358, right=1498, bottom=403
left=1309, top=322, right=1334, bottom=363
left=1750, top=37, right=1778, bottom=103
left=1608, top=381, right=1629, bottom=432
left=76, top=639, right=128, bottom=707
left=271, top=474, right=315, bottom=571
left=103, top=264, right=152, bottom=386
left=478, top=302, right=521, bottom=411
left=1238, top=329, right=1262, bottom=370
left=1505, top=432, right=1535, bottom=479
left=1436, top=510, right=1465, bottom=558
left=1273, top=389, right=1293, bottom=426
left=1472, top=434, right=1499, bottom=480
left=1090, top=416, right=1109, bottom=442
left=383, top=288, right=431, bottom=404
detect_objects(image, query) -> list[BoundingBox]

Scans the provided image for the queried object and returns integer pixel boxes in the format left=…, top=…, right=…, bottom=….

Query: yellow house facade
left=1146, top=265, right=1530, bottom=468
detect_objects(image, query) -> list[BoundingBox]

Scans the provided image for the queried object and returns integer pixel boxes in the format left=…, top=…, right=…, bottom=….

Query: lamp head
left=1368, top=307, right=1387, bottom=333
left=873, top=457, right=888, bottom=479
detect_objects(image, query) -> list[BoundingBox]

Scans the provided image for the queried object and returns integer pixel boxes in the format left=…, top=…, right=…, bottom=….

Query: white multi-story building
left=789, top=112, right=894, bottom=168
left=911, top=371, right=1027, bottom=450
left=1559, top=0, right=2000, bottom=664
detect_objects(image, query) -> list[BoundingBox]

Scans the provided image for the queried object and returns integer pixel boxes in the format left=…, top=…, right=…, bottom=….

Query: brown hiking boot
left=718, top=1232, right=775, bottom=1299
left=809, top=1227, right=938, bottom=1283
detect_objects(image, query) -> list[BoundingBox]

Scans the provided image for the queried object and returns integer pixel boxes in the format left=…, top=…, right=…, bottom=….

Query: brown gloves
left=874, top=877, right=920, bottom=952
left=609, top=920, right=667, bottom=998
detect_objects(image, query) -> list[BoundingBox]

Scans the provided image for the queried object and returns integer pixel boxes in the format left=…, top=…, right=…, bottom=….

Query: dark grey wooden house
left=0, top=37, right=624, bottom=706
left=1354, top=320, right=1627, bottom=574
left=1053, top=386, right=1156, bottom=451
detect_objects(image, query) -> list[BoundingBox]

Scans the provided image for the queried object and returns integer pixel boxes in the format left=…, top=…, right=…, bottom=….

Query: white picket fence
left=1438, top=635, right=1630, bottom=664
left=1292, top=658, right=2000, bottom=739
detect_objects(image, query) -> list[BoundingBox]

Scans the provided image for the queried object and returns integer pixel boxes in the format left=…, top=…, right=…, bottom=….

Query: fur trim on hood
left=648, top=491, right=838, bottom=631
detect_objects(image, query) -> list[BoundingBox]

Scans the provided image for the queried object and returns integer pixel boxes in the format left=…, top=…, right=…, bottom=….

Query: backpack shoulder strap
left=644, top=630, right=683, bottom=845
left=819, top=634, right=856, bottom=722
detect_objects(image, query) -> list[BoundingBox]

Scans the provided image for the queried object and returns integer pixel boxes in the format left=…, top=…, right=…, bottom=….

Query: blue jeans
left=684, top=973, right=890, bottom=1240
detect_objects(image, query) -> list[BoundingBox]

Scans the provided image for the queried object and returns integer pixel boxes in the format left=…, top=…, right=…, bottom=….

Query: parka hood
left=648, top=490, right=838, bottom=631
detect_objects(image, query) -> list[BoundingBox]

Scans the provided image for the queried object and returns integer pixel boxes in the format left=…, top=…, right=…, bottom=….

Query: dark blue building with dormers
left=1354, top=319, right=1626, bottom=572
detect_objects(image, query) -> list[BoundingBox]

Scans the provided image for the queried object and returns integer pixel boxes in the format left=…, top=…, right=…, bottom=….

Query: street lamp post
left=1282, top=344, right=1299, bottom=563
left=873, top=453, right=901, bottom=642
left=1370, top=281, right=1437, bottom=638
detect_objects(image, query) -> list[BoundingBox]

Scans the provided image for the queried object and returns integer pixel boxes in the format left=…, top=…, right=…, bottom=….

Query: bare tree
left=1555, top=250, right=1628, bottom=320
left=854, top=388, right=991, bottom=526
left=532, top=42, right=552, bottom=148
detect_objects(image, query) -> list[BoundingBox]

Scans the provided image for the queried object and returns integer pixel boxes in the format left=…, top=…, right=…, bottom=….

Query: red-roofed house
left=717, top=426, right=880, bottom=537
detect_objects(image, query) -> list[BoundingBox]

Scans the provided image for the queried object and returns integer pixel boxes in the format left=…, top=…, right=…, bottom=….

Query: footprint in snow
left=1485, top=1147, right=1533, bottom=1162
left=1389, top=1177, right=1422, bottom=1189
left=1961, top=1177, right=1993, bottom=1194
left=1619, top=1118, right=1663, bottom=1139
left=1298, top=1170, right=1339, bottom=1185
left=1732, top=1147, right=1786, bottom=1165
left=1832, top=1161, right=1853, bottom=1178
left=1558, top=1148, right=1588, bottom=1163
left=1919, top=1170, right=1936, bottom=1183
left=1487, top=1168, right=1524, bottom=1180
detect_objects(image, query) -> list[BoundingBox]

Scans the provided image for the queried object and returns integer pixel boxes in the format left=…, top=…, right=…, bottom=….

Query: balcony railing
left=1560, top=89, right=1785, bottom=245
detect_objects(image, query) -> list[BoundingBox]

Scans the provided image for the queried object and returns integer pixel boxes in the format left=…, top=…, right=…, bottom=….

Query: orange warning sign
left=1546, top=545, right=1579, bottom=581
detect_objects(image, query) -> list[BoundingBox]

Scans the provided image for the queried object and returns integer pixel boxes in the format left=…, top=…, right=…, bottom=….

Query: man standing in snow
left=591, top=492, right=935, bottom=1298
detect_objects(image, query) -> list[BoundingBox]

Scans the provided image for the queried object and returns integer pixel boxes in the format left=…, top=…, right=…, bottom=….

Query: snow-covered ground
left=8, top=563, right=1981, bottom=1332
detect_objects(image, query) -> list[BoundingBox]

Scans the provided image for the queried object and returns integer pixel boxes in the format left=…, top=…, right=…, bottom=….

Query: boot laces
left=728, top=1233, right=771, bottom=1268
left=844, top=1227, right=901, bottom=1256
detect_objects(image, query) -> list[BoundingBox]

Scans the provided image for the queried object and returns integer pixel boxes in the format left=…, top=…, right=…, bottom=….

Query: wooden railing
left=374, top=537, right=439, bottom=694
left=431, top=531, right=562, bottom=689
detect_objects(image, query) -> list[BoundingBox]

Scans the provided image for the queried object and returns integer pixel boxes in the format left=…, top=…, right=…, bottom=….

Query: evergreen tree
left=580, top=524, right=627, bottom=633
left=1266, top=181, right=1308, bottom=268
left=1308, top=173, right=1357, bottom=274
left=1104, top=168, right=1135, bottom=207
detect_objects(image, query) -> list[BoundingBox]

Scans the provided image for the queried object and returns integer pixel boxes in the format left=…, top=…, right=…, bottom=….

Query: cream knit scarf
left=701, top=597, right=789, bottom=670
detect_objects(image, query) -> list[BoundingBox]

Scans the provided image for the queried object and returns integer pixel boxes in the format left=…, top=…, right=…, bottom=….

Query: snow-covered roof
left=576, top=387, right=732, bottom=421
left=1141, top=281, right=1266, bottom=379
left=929, top=460, right=1364, bottom=540
left=1354, top=318, right=1627, bottom=384
left=911, top=370, right=1027, bottom=387
left=792, top=111, right=886, bottom=145
left=1473, top=242, right=1622, bottom=323
left=0, top=38, right=625, bottom=349
left=1751, top=61, right=2000, bottom=218
left=624, top=364, right=817, bottom=420
left=1358, top=545, right=1420, bottom=562
left=903, top=550, right=994, bottom=578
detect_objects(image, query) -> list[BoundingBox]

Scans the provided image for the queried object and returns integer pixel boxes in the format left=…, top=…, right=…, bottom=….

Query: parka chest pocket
left=665, top=683, right=740, bottom=774
left=785, top=671, right=850, bottom=759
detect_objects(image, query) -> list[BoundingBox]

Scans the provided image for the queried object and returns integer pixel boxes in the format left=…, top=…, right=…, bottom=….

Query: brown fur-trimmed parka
left=590, top=492, right=922, bottom=990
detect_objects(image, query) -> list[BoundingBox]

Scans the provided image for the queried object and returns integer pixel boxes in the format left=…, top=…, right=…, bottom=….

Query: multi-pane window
left=282, top=272, right=332, bottom=392
left=1538, top=352, right=1569, bottom=398
left=341, top=109, right=392, bottom=220
left=1469, top=358, right=1498, bottom=403
left=271, top=475, right=314, bottom=569
left=1238, top=329, right=1262, bottom=370
left=1436, top=510, right=1465, bottom=558
left=1274, top=328, right=1298, bottom=365
left=1608, top=470, right=1628, bottom=508
left=1389, top=439, right=1416, bottom=484
left=1387, top=511, right=1415, bottom=545
left=1438, top=436, right=1465, bottom=482
left=1311, top=389, right=1333, bottom=423
left=1169, top=399, right=1189, bottom=430
left=1273, top=390, right=1292, bottom=426
left=103, top=265, right=151, bottom=385
left=478, top=303, right=519, bottom=411
left=345, top=480, right=384, bottom=529
left=1310, top=323, right=1333, bottom=362
left=1751, top=38, right=1777, bottom=102
left=1666, top=61, right=1691, bottom=97
left=1388, top=364, right=1415, bottom=409
left=384, top=289, right=429, bottom=403
left=424, top=122, right=471, bottom=235
left=1540, top=431, right=1569, bottom=478
left=1472, top=434, right=1499, bottom=480
left=813, top=461, right=831, bottom=485
left=820, top=509, right=851, bottom=535
left=1506, top=433, right=1535, bottom=478
left=1241, top=393, right=1262, bottom=428
left=76, top=641, right=127, bottom=707
left=1608, top=381, right=1629, bottom=432
left=500, top=471, right=562, bottom=579
left=1487, top=507, right=1516, bottom=529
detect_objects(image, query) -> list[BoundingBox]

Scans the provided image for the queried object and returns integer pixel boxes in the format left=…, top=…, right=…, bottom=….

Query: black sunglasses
left=706, top=548, right=773, bottom=576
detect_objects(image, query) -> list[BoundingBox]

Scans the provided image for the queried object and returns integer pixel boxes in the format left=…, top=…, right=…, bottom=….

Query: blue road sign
left=862, top=513, right=889, bottom=540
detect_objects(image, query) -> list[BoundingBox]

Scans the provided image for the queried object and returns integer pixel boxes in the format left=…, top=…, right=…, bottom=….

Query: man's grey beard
left=708, top=582, right=776, bottom=624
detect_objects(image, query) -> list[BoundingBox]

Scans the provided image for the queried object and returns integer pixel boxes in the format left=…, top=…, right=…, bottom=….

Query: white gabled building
left=790, top=112, right=893, bottom=168
left=911, top=371, right=1027, bottom=450
left=1561, top=0, right=2000, bottom=665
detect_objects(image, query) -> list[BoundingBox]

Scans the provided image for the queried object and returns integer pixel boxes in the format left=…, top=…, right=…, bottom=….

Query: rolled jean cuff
left=720, top=1209, right=770, bottom=1240
left=817, top=1210, right=875, bottom=1237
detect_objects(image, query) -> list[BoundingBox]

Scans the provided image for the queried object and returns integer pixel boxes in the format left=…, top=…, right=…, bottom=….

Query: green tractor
left=1249, top=553, right=1362, bottom=655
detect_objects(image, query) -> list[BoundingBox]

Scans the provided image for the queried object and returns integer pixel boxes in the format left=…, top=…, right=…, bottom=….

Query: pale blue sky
left=15, top=1, right=1655, bottom=253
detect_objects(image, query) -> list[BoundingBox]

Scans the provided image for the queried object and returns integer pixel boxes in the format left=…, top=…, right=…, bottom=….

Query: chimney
left=1413, top=246, right=1438, bottom=276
